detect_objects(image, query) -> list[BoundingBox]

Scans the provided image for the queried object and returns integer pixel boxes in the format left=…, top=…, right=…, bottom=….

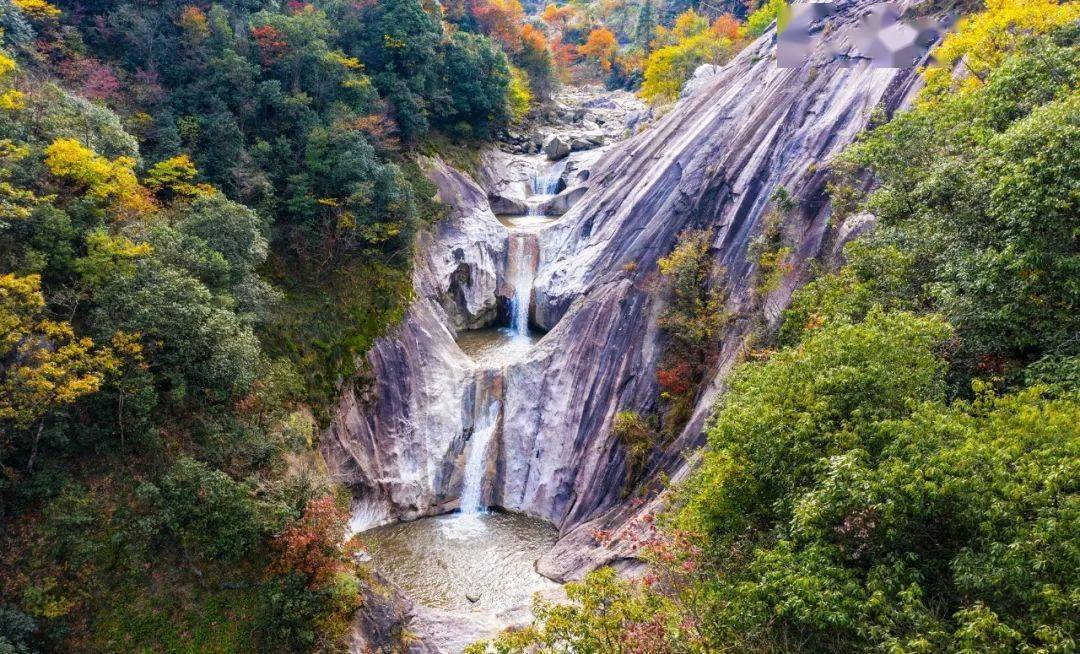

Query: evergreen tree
left=636, top=0, right=656, bottom=53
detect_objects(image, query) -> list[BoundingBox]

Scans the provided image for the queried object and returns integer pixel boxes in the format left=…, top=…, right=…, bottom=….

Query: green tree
left=159, top=457, right=261, bottom=563
left=838, top=28, right=1080, bottom=374
left=92, top=261, right=260, bottom=404
left=636, top=0, right=656, bottom=53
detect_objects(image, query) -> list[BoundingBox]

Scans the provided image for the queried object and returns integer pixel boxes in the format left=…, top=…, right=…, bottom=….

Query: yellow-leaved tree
left=922, top=0, right=1080, bottom=101
left=0, top=274, right=118, bottom=469
left=507, top=66, right=533, bottom=123
left=144, top=154, right=213, bottom=200
left=641, top=11, right=738, bottom=103
left=0, top=51, right=24, bottom=111
left=44, top=138, right=156, bottom=217
left=12, top=0, right=62, bottom=21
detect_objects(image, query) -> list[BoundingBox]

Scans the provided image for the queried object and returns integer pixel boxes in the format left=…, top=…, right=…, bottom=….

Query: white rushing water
left=507, top=235, right=537, bottom=336
left=459, top=400, right=501, bottom=514
left=533, top=158, right=567, bottom=196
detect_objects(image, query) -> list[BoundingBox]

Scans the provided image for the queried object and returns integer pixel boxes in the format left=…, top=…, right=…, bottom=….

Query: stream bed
left=363, top=512, right=560, bottom=614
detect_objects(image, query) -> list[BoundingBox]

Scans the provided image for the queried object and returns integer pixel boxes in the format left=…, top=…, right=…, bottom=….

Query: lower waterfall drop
left=459, top=400, right=501, bottom=514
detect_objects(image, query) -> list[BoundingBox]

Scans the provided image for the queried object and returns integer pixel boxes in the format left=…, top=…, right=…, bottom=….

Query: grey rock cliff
left=325, top=0, right=933, bottom=587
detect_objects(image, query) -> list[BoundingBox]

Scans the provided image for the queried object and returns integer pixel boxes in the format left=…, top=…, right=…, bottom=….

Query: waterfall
left=460, top=400, right=501, bottom=514
left=532, top=159, right=567, bottom=196
left=507, top=235, right=537, bottom=336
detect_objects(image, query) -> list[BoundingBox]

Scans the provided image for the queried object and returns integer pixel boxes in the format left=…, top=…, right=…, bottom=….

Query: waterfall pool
left=497, top=214, right=557, bottom=231
left=457, top=327, right=540, bottom=367
left=361, top=512, right=560, bottom=614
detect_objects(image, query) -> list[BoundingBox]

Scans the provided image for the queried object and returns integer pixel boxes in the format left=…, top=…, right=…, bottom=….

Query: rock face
left=321, top=161, right=511, bottom=522
left=416, top=160, right=509, bottom=330
left=328, top=0, right=935, bottom=612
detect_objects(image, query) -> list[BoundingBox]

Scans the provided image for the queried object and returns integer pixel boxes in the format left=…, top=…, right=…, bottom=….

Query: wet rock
left=349, top=573, right=413, bottom=654
left=538, top=186, right=587, bottom=216
left=569, top=137, right=594, bottom=152
left=408, top=605, right=505, bottom=653
left=488, top=194, right=527, bottom=215
left=544, top=135, right=571, bottom=160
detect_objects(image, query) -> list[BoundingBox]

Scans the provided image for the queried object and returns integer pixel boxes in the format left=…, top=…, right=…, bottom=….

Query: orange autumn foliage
left=470, top=0, right=526, bottom=55
left=657, top=361, right=694, bottom=396
left=550, top=34, right=577, bottom=78
left=521, top=22, right=548, bottom=53
left=712, top=14, right=741, bottom=40
left=251, top=24, right=288, bottom=65
left=540, top=3, right=577, bottom=29
left=579, top=27, right=618, bottom=73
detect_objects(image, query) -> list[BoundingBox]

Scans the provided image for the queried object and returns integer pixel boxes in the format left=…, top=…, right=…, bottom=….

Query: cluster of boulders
left=498, top=85, right=650, bottom=158
left=541, top=132, right=605, bottom=159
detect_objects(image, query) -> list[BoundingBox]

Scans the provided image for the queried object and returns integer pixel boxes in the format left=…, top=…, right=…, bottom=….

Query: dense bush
left=836, top=17, right=1080, bottom=377
left=0, top=2, right=428, bottom=649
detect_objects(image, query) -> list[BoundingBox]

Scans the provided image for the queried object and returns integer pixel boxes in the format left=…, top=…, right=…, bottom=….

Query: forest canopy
left=476, top=3, right=1080, bottom=652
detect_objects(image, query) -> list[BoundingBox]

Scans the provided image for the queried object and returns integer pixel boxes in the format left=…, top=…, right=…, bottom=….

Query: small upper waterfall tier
left=533, top=158, right=568, bottom=196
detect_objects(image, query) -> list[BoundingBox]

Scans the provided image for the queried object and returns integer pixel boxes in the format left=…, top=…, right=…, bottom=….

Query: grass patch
left=416, top=134, right=485, bottom=179
left=91, top=581, right=261, bottom=653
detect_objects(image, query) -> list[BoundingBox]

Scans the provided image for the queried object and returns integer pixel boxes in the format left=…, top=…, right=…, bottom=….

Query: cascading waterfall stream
left=453, top=168, right=547, bottom=519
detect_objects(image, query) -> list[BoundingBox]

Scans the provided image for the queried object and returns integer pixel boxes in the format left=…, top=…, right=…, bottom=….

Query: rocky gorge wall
left=323, top=0, right=935, bottom=576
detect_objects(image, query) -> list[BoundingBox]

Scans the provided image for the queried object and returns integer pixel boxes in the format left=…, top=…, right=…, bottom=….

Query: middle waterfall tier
left=507, top=233, right=538, bottom=337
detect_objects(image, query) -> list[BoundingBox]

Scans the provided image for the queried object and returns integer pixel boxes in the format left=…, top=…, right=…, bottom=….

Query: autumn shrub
left=613, top=411, right=656, bottom=489
left=654, top=229, right=729, bottom=438
left=641, top=11, right=739, bottom=103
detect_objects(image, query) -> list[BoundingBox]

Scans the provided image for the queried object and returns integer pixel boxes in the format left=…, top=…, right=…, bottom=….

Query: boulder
left=569, top=137, right=595, bottom=152
left=582, top=96, right=618, bottom=109
left=544, top=135, right=571, bottom=160
left=488, top=194, right=528, bottom=215
left=349, top=573, right=413, bottom=653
